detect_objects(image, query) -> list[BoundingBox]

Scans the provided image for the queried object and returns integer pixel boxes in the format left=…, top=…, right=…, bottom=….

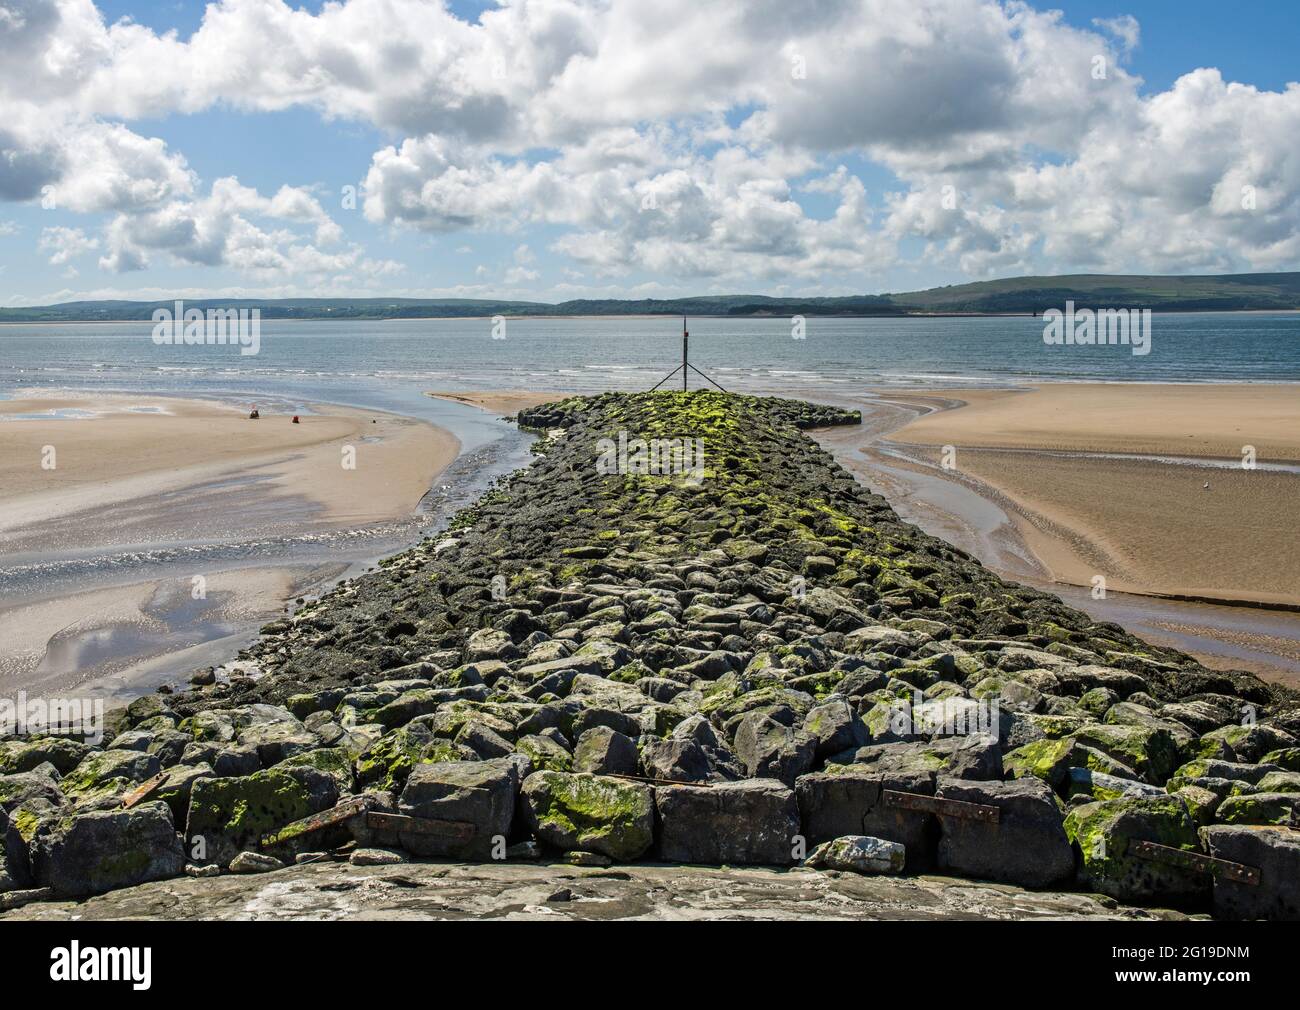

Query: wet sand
left=0, top=392, right=461, bottom=698
left=0, top=392, right=458, bottom=529
left=0, top=565, right=341, bottom=704
left=881, top=384, right=1300, bottom=608
left=427, top=390, right=567, bottom=415
left=891, top=383, right=1300, bottom=459
left=812, top=382, right=1300, bottom=687
left=889, top=379, right=1300, bottom=460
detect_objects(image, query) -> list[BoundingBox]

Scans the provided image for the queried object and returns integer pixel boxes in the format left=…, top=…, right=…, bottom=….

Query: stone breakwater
left=3, top=391, right=1299, bottom=919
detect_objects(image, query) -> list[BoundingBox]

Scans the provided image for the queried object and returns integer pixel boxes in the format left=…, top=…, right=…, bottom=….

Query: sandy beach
left=878, top=384, right=1300, bottom=608
left=6, top=382, right=1299, bottom=694
left=814, top=382, right=1300, bottom=685
left=0, top=392, right=458, bottom=530
left=0, top=564, right=338, bottom=704
left=427, top=389, right=566, bottom=415
left=0, top=392, right=460, bottom=697
left=889, top=383, right=1300, bottom=461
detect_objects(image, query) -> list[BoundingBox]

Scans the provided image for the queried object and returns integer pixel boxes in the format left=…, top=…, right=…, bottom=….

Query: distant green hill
left=3, top=272, right=1298, bottom=322
left=0, top=297, right=551, bottom=322
left=887, top=272, right=1300, bottom=313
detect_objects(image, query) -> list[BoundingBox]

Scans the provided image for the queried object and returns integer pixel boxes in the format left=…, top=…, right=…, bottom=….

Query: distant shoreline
left=4, top=307, right=1300, bottom=325
left=6, top=268, right=1300, bottom=321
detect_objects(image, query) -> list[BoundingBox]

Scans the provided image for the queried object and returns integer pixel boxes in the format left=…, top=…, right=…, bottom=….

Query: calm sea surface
left=2, top=314, right=1298, bottom=413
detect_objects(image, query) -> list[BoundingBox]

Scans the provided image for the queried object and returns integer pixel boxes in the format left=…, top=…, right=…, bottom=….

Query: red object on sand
left=292, top=415, right=300, bottom=423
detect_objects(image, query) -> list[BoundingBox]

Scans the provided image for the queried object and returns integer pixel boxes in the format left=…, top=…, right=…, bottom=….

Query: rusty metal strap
left=366, top=811, right=475, bottom=842
left=1132, top=840, right=1260, bottom=886
left=883, top=789, right=1000, bottom=824
left=120, top=772, right=168, bottom=810
left=260, top=797, right=367, bottom=848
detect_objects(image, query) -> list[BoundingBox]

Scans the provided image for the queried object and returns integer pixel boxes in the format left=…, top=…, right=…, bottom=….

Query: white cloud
left=504, top=265, right=539, bottom=284
left=96, top=175, right=389, bottom=280
left=38, top=224, right=98, bottom=264
left=48, top=121, right=195, bottom=213
left=1, top=0, right=1297, bottom=293
left=1093, top=15, right=1140, bottom=55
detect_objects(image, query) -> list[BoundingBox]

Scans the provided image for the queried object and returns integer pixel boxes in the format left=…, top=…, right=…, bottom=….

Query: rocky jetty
left=3, top=391, right=1299, bottom=919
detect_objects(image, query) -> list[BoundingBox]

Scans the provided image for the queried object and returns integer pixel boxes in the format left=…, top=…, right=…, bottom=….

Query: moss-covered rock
left=1255, top=771, right=1300, bottom=794
left=1071, top=724, right=1183, bottom=785
left=515, top=734, right=573, bottom=773
left=1260, top=748, right=1300, bottom=772
left=355, top=725, right=433, bottom=792
left=153, top=762, right=215, bottom=823
left=1214, top=792, right=1300, bottom=828
left=1198, top=724, right=1297, bottom=763
left=1002, top=738, right=1076, bottom=791
left=60, top=749, right=161, bottom=802
left=1171, top=785, right=1221, bottom=826
left=520, top=771, right=654, bottom=861
left=0, top=737, right=90, bottom=776
left=30, top=801, right=183, bottom=897
left=1064, top=795, right=1207, bottom=903
left=185, top=769, right=324, bottom=866
left=276, top=747, right=355, bottom=795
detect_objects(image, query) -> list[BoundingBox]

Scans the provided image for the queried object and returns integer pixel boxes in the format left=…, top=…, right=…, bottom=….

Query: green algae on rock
left=185, top=769, right=328, bottom=866
left=3, top=390, right=1299, bottom=918
left=521, top=771, right=654, bottom=861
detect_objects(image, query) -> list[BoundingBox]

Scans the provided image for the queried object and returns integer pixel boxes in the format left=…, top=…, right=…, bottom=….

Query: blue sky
left=1, top=0, right=1297, bottom=305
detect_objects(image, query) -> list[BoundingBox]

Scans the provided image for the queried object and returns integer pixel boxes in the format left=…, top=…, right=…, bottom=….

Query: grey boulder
left=639, top=738, right=712, bottom=782
left=30, top=801, right=184, bottom=897
left=572, top=726, right=639, bottom=776
left=805, top=834, right=905, bottom=875
left=796, top=765, right=940, bottom=869
left=802, top=698, right=868, bottom=759
left=655, top=778, right=799, bottom=865
left=935, top=776, right=1074, bottom=888
left=1204, top=824, right=1300, bottom=921
left=733, top=713, right=815, bottom=787
left=398, top=757, right=522, bottom=858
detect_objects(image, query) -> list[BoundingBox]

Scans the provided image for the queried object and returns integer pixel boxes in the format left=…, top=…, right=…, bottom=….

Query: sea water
left=2, top=313, right=1298, bottom=414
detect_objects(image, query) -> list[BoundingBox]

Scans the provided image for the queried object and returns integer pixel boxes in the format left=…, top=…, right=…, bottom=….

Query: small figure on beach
left=249, top=405, right=260, bottom=419
left=1202, top=481, right=1211, bottom=490
left=292, top=415, right=300, bottom=424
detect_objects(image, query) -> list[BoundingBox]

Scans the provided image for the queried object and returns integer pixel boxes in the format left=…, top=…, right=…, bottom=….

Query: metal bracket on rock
left=366, top=811, right=476, bottom=841
left=120, top=772, right=168, bottom=810
left=883, top=789, right=1000, bottom=824
left=260, top=797, right=367, bottom=848
left=1131, top=839, right=1261, bottom=886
